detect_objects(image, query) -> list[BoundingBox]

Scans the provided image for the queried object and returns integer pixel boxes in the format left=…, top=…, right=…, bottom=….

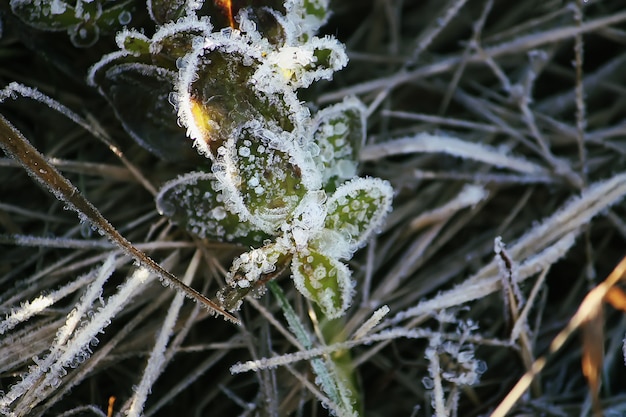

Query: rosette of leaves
left=158, top=98, right=393, bottom=319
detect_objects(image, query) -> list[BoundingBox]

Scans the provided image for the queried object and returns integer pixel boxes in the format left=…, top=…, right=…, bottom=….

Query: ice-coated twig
left=0, top=113, right=240, bottom=324
left=56, top=405, right=107, bottom=417
left=0, top=256, right=124, bottom=415
left=409, top=185, right=488, bottom=231
left=390, top=233, right=577, bottom=326
left=424, top=337, right=447, bottom=417
left=573, top=0, right=588, bottom=181
left=41, top=283, right=173, bottom=414
left=0, top=256, right=117, bottom=413
left=352, top=305, right=390, bottom=341
left=510, top=267, right=549, bottom=344
left=0, top=234, right=114, bottom=250
left=230, top=326, right=506, bottom=375
left=410, top=0, right=469, bottom=64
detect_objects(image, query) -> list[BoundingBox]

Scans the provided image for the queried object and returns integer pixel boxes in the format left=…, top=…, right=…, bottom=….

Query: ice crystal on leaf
left=215, top=124, right=321, bottom=233
left=307, top=97, right=367, bottom=192
left=156, top=171, right=269, bottom=246
left=324, top=177, right=394, bottom=252
left=292, top=249, right=354, bottom=319
left=177, top=40, right=297, bottom=159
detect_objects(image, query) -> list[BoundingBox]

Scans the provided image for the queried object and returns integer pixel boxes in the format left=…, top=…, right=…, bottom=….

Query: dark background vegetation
left=2, top=0, right=626, bottom=416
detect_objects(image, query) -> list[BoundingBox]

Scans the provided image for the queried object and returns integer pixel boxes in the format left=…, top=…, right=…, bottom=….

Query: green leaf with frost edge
left=292, top=249, right=353, bottom=319
left=88, top=21, right=214, bottom=162
left=148, top=0, right=187, bottom=25
left=156, top=171, right=268, bottom=246
left=324, top=177, right=394, bottom=252
left=179, top=45, right=295, bottom=158
left=10, top=0, right=135, bottom=47
left=308, top=97, right=367, bottom=192
left=214, top=124, right=321, bottom=234
left=218, top=241, right=291, bottom=310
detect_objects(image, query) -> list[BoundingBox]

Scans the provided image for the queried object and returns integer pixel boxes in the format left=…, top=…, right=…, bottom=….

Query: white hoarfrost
left=325, top=177, right=394, bottom=252
left=293, top=251, right=355, bottom=319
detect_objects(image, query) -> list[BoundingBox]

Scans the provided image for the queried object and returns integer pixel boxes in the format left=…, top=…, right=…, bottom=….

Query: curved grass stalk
left=0, top=112, right=239, bottom=325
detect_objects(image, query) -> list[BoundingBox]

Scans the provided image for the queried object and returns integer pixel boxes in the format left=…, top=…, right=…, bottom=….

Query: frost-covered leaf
left=324, top=177, right=393, bottom=251
left=285, top=0, right=330, bottom=39
left=218, top=241, right=292, bottom=311
left=252, top=36, right=348, bottom=93
left=88, top=20, right=213, bottom=162
left=291, top=249, right=353, bottom=319
left=92, top=62, right=202, bottom=162
left=116, top=30, right=151, bottom=55
left=10, top=0, right=135, bottom=47
left=214, top=124, right=321, bottom=233
left=148, top=0, right=188, bottom=24
left=238, top=6, right=286, bottom=45
left=148, top=18, right=214, bottom=65
left=156, top=171, right=268, bottom=245
left=177, top=43, right=295, bottom=158
left=309, top=97, right=367, bottom=191
left=10, top=0, right=80, bottom=31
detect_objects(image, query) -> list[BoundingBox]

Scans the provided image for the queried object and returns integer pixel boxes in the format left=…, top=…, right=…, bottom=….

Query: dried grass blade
left=490, top=254, right=626, bottom=417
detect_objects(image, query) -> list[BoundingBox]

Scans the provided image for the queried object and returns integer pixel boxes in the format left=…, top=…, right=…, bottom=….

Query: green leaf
left=309, top=97, right=367, bottom=192
left=149, top=20, right=213, bottom=67
left=156, top=171, right=268, bottom=246
left=89, top=21, right=212, bottom=162
left=119, top=31, right=151, bottom=55
left=241, top=6, right=286, bottom=45
left=285, top=0, right=330, bottom=41
left=10, top=0, right=135, bottom=47
left=11, top=0, right=80, bottom=31
left=324, top=177, right=393, bottom=251
left=93, top=62, right=203, bottom=162
left=215, top=125, right=321, bottom=234
left=179, top=47, right=293, bottom=158
left=291, top=249, right=353, bottom=319
left=148, top=0, right=187, bottom=24
left=301, top=0, right=329, bottom=21
left=217, top=241, right=292, bottom=311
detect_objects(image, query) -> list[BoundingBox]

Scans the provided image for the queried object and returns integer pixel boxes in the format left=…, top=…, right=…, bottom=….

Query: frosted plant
left=422, top=319, right=487, bottom=416
left=119, top=1, right=392, bottom=320
left=157, top=120, right=393, bottom=318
